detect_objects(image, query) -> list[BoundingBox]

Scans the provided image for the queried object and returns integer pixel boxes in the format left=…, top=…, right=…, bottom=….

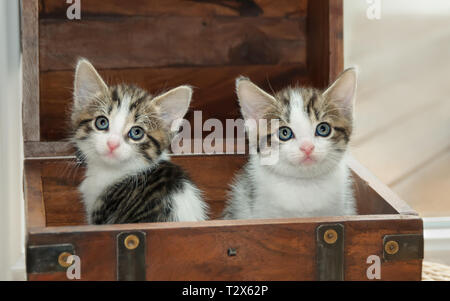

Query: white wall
left=0, top=0, right=25, bottom=280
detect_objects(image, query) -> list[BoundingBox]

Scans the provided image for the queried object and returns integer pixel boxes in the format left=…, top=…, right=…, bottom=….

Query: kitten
left=71, top=59, right=208, bottom=224
left=223, top=68, right=358, bottom=219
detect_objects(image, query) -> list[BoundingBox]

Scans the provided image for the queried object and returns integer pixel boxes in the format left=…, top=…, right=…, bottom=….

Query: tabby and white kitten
left=71, top=59, right=208, bottom=224
left=223, top=68, right=358, bottom=219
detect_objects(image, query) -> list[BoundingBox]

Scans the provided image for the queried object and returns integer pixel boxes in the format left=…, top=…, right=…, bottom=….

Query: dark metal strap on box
left=316, top=223, right=345, bottom=281
left=116, top=231, right=146, bottom=281
left=27, top=243, right=75, bottom=274
left=383, top=234, right=424, bottom=261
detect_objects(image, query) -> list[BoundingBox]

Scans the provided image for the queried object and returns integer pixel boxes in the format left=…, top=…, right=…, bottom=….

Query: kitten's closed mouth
left=106, top=152, right=116, bottom=158
left=301, top=157, right=316, bottom=165
left=102, top=151, right=121, bottom=163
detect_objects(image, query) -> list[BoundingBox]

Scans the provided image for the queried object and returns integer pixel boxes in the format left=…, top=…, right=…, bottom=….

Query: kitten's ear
left=323, top=67, right=358, bottom=120
left=152, top=85, right=193, bottom=131
left=235, top=76, right=277, bottom=121
left=74, top=59, right=108, bottom=107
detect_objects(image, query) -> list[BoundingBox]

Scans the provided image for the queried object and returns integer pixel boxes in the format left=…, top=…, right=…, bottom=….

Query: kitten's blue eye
left=128, top=126, right=145, bottom=141
left=95, top=116, right=109, bottom=131
left=278, top=126, right=293, bottom=141
left=316, top=122, right=331, bottom=137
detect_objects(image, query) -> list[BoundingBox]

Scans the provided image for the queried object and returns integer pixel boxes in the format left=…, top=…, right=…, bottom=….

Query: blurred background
left=344, top=0, right=450, bottom=265
left=0, top=0, right=23, bottom=281
left=0, top=0, right=449, bottom=279
left=345, top=0, right=450, bottom=218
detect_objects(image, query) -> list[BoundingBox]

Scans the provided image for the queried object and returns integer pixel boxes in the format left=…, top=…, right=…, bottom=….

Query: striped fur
left=72, top=59, right=208, bottom=224
left=92, top=161, right=199, bottom=224
left=224, top=68, right=358, bottom=219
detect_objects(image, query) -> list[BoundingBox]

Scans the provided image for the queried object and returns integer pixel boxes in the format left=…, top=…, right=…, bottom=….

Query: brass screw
left=58, top=252, right=73, bottom=268
left=324, top=229, right=338, bottom=244
left=124, top=234, right=140, bottom=250
left=385, top=240, right=399, bottom=255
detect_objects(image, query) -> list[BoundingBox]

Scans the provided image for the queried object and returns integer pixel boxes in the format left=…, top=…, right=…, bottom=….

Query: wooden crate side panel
left=146, top=222, right=315, bottom=280
left=26, top=223, right=315, bottom=281
left=307, top=0, right=343, bottom=88
left=39, top=160, right=86, bottom=226
left=348, top=156, right=417, bottom=216
left=39, top=16, right=307, bottom=72
left=24, top=160, right=46, bottom=228
left=28, top=230, right=117, bottom=280
left=344, top=218, right=423, bottom=281
left=327, top=0, right=344, bottom=84
left=26, top=216, right=422, bottom=281
left=351, top=170, right=397, bottom=215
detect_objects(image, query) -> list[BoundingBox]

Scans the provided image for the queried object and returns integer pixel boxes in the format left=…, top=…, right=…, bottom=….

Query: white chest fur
left=79, top=166, right=130, bottom=223
left=79, top=156, right=208, bottom=223
left=79, top=155, right=153, bottom=223
left=249, top=157, right=355, bottom=219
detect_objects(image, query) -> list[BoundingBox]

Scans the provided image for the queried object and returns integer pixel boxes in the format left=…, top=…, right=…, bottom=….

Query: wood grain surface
left=39, top=0, right=308, bottom=19
left=27, top=215, right=422, bottom=280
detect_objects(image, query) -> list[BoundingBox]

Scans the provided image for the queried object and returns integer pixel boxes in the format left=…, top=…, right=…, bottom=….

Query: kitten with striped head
left=71, top=59, right=208, bottom=224
left=223, top=68, right=358, bottom=219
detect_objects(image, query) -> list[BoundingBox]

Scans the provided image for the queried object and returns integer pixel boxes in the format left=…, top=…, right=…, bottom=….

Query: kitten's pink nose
left=107, top=139, right=120, bottom=152
left=300, top=142, right=315, bottom=156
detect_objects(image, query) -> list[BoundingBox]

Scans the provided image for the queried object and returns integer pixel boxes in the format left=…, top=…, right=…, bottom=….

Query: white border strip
left=424, top=217, right=450, bottom=264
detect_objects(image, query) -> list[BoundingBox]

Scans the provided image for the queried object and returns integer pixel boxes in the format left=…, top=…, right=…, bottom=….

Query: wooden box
left=22, top=0, right=423, bottom=280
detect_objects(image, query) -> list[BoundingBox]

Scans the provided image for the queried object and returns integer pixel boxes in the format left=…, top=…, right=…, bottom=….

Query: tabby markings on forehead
left=111, top=88, right=121, bottom=107
left=306, top=94, right=319, bottom=121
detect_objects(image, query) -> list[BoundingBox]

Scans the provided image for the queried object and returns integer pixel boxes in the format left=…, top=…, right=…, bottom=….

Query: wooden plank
left=392, top=149, right=450, bottom=217
left=24, top=141, right=74, bottom=158
left=28, top=230, right=117, bottom=280
left=173, top=155, right=246, bottom=219
left=21, top=0, right=40, bottom=141
left=27, top=215, right=422, bottom=280
left=344, top=217, right=422, bottom=281
left=328, top=0, right=344, bottom=84
left=27, top=214, right=422, bottom=234
left=39, top=0, right=307, bottom=18
left=24, top=160, right=46, bottom=228
left=351, top=97, right=450, bottom=185
left=40, top=160, right=86, bottom=226
left=307, top=0, right=343, bottom=88
left=39, top=16, right=306, bottom=71
left=39, top=65, right=308, bottom=141
left=348, top=156, right=413, bottom=216
left=145, top=220, right=315, bottom=280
